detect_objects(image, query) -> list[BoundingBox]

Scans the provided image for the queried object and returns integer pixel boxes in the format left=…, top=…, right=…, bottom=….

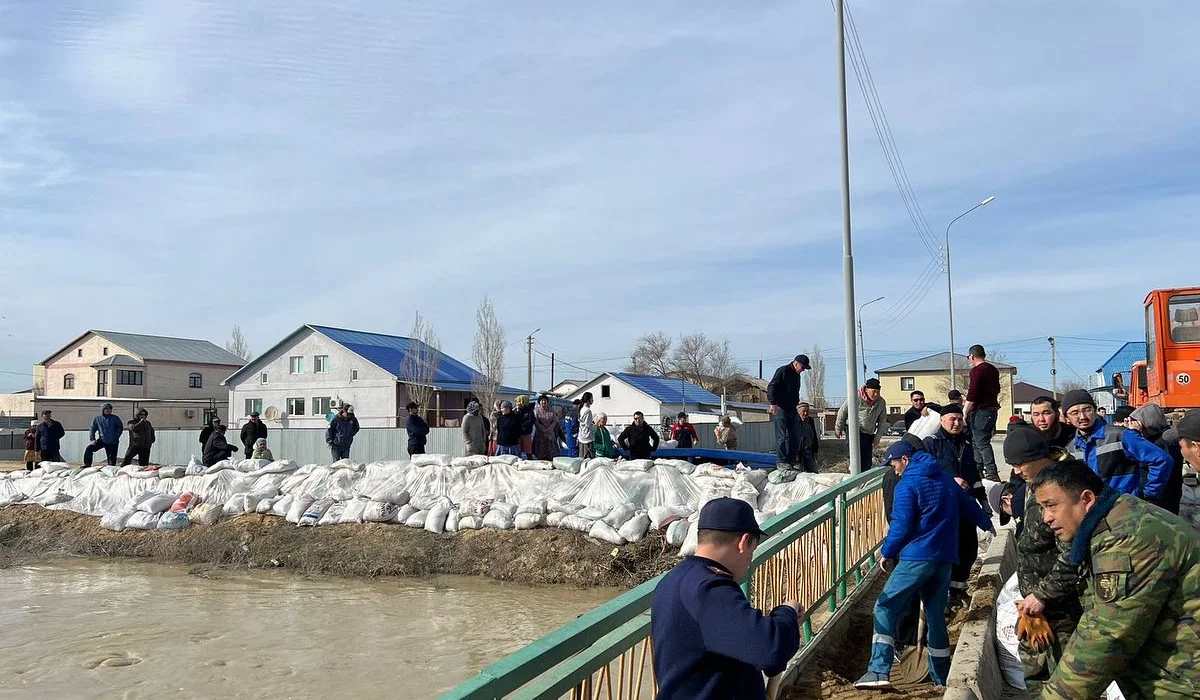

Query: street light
left=945, top=195, right=995, bottom=391
left=526, top=328, right=541, bottom=392
left=857, top=296, right=885, bottom=377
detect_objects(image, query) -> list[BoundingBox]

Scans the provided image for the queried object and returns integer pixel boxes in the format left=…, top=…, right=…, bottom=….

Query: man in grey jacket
left=835, top=378, right=889, bottom=472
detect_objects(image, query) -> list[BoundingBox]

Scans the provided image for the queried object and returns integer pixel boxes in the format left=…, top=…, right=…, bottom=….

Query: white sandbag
left=516, top=460, right=554, bottom=471
left=372, top=489, right=411, bottom=507
left=679, top=519, right=699, bottom=557
left=125, top=511, right=161, bottom=530
left=730, top=476, right=761, bottom=510
left=425, top=501, right=452, bottom=534
left=616, top=459, right=654, bottom=472
left=490, top=501, right=518, bottom=519
left=223, top=493, right=259, bottom=517
left=394, top=503, right=419, bottom=524
left=738, top=467, right=769, bottom=490
left=136, top=493, right=176, bottom=514
left=516, top=500, right=547, bottom=516
left=665, top=518, right=689, bottom=546
left=362, top=501, right=399, bottom=523
left=482, top=508, right=514, bottom=530
left=548, top=499, right=584, bottom=515
left=603, top=503, right=637, bottom=529
left=618, top=513, right=651, bottom=543
left=514, top=512, right=545, bottom=530
left=411, top=454, right=452, bottom=467
left=995, top=572, right=1025, bottom=690
left=250, top=459, right=300, bottom=475
left=546, top=511, right=568, bottom=528
left=39, top=461, right=70, bottom=473
left=187, top=455, right=204, bottom=474
left=158, top=466, right=186, bottom=479
left=74, top=467, right=101, bottom=479
left=0, top=492, right=27, bottom=507
left=490, top=454, right=519, bottom=466
left=451, top=455, right=490, bottom=468
left=552, top=457, right=583, bottom=474
left=695, top=464, right=735, bottom=479
left=405, top=509, right=429, bottom=528
left=318, top=502, right=345, bottom=526
left=100, top=510, right=133, bottom=532
left=460, top=498, right=493, bottom=518
left=909, top=410, right=941, bottom=440
left=445, top=507, right=461, bottom=533
left=458, top=514, right=482, bottom=530
left=189, top=503, right=223, bottom=525
left=256, top=495, right=282, bottom=514
left=120, top=464, right=159, bottom=479
left=298, top=498, right=334, bottom=527
left=36, top=490, right=73, bottom=507
left=101, top=465, right=120, bottom=477
left=271, top=494, right=295, bottom=518
left=286, top=494, right=317, bottom=524
left=157, top=512, right=190, bottom=530
left=649, top=506, right=693, bottom=531
left=559, top=514, right=594, bottom=533
left=588, top=519, right=625, bottom=545
left=340, top=498, right=369, bottom=524
left=577, top=505, right=612, bottom=521
left=586, top=457, right=617, bottom=470
left=204, top=460, right=233, bottom=475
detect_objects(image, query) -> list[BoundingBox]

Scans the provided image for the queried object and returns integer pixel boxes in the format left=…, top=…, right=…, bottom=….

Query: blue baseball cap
left=697, top=498, right=766, bottom=538
left=880, top=435, right=923, bottom=468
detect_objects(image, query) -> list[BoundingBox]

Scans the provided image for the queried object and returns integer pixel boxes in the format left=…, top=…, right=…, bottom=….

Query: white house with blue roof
left=564, top=372, right=770, bottom=431
left=222, top=325, right=519, bottom=429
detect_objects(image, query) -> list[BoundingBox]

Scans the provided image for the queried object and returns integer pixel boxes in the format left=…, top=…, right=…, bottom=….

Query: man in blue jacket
left=83, top=402, right=124, bottom=467
left=405, top=402, right=429, bottom=455
left=1060, top=389, right=1170, bottom=500
left=652, top=498, right=800, bottom=700
left=855, top=440, right=994, bottom=691
left=326, top=404, right=360, bottom=461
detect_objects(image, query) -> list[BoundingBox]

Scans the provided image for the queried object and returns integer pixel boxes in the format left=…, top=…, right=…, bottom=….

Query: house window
left=117, top=370, right=144, bottom=386
left=97, top=370, right=108, bottom=395
left=63, top=374, right=75, bottom=390
left=601, top=384, right=611, bottom=399
left=289, top=356, right=304, bottom=374
left=102, top=347, right=109, bottom=356
left=314, top=355, right=329, bottom=373
left=351, top=369, right=359, bottom=381
left=890, top=406, right=903, bottom=415
left=188, top=373, right=203, bottom=388
left=286, top=398, right=305, bottom=416
left=313, top=397, right=332, bottom=416
left=245, top=398, right=263, bottom=416
left=900, top=377, right=915, bottom=391
left=260, top=372, right=268, bottom=385
left=77, top=349, right=83, bottom=358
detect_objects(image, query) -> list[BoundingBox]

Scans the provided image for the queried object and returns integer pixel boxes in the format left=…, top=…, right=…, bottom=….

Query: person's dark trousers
left=970, top=408, right=1000, bottom=481
left=243, top=446, right=254, bottom=459
left=408, top=444, right=425, bottom=456
left=121, top=446, right=151, bottom=467
left=858, top=431, right=875, bottom=472
left=83, top=442, right=119, bottom=467
left=331, top=446, right=351, bottom=461
left=950, top=518, right=979, bottom=592
left=774, top=410, right=801, bottom=464
left=578, top=442, right=595, bottom=460
left=39, top=449, right=64, bottom=463
left=799, top=451, right=818, bottom=473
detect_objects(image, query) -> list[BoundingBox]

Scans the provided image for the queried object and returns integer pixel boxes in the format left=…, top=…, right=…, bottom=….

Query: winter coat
left=618, top=423, right=660, bottom=459
left=835, top=395, right=889, bottom=439
left=577, top=405, right=596, bottom=444
left=326, top=413, right=360, bottom=448
left=594, top=427, right=618, bottom=458
left=496, top=412, right=522, bottom=447
left=240, top=420, right=268, bottom=451
left=462, top=413, right=489, bottom=456
left=1068, top=418, right=1171, bottom=500
left=672, top=423, right=698, bottom=449
left=518, top=404, right=535, bottom=436
left=798, top=416, right=820, bottom=456
left=251, top=446, right=274, bottom=461
left=127, top=418, right=156, bottom=448
left=36, top=420, right=65, bottom=452
left=1130, top=403, right=1185, bottom=514
left=880, top=452, right=992, bottom=563
left=766, top=364, right=803, bottom=409
left=23, top=427, right=36, bottom=451
left=923, top=428, right=987, bottom=505
left=405, top=414, right=430, bottom=449
left=202, top=430, right=237, bottom=467
left=90, top=413, right=124, bottom=445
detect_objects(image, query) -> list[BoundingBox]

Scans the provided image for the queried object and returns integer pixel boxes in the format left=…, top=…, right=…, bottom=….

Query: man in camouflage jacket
left=1032, top=460, right=1200, bottom=699
left=1003, top=426, right=1083, bottom=679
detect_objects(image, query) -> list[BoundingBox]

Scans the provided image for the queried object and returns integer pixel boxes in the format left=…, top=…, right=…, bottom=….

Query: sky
left=1, top=1, right=1198, bottom=398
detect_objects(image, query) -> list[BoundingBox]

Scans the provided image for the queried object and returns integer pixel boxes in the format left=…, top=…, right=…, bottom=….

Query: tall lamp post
left=857, top=296, right=885, bottom=378
left=945, top=196, right=995, bottom=391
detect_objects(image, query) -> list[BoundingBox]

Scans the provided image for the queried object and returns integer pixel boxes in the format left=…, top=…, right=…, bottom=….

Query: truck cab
left=1142, top=287, right=1200, bottom=411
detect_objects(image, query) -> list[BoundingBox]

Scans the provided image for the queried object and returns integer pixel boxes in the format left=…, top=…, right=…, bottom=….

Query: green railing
left=439, top=469, right=887, bottom=700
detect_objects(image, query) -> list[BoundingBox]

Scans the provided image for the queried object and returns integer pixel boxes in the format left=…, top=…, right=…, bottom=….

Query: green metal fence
left=439, top=469, right=887, bottom=700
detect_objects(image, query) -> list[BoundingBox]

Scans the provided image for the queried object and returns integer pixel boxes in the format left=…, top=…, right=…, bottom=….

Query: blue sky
left=1, top=1, right=1197, bottom=398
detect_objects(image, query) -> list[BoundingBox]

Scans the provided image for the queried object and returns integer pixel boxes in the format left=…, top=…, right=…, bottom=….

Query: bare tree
left=403, top=311, right=442, bottom=419
left=669, top=334, right=738, bottom=390
left=1059, top=379, right=1088, bottom=393
left=935, top=350, right=1013, bottom=406
left=627, top=332, right=673, bottom=375
left=471, top=296, right=506, bottom=415
left=803, top=345, right=828, bottom=409
left=226, top=326, right=252, bottom=361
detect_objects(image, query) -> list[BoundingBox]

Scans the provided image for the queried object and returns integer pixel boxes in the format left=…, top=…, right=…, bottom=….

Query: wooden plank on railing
left=508, top=615, right=652, bottom=700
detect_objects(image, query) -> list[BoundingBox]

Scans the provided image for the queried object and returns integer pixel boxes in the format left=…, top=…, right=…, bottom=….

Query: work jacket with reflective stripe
left=1069, top=419, right=1172, bottom=500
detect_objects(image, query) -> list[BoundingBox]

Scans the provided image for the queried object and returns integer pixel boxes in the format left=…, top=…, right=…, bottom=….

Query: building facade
left=565, top=372, right=770, bottom=433
left=876, top=352, right=1018, bottom=427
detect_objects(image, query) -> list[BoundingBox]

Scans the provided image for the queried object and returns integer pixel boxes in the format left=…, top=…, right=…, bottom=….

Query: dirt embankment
left=0, top=506, right=678, bottom=588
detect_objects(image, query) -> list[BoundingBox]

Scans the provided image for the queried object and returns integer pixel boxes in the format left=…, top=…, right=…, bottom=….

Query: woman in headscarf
left=251, top=437, right=274, bottom=461
left=462, top=401, right=490, bottom=456
left=516, top=395, right=535, bottom=458
left=494, top=401, right=523, bottom=456
left=593, top=412, right=618, bottom=458
left=1127, top=403, right=1184, bottom=514
left=533, top=394, right=560, bottom=461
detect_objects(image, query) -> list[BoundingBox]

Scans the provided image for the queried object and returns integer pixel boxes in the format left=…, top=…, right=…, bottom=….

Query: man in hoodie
left=121, top=409, right=156, bottom=467
left=405, top=402, right=429, bottom=455
left=855, top=439, right=994, bottom=690
left=576, top=392, right=596, bottom=460
left=239, top=412, right=268, bottom=459
left=326, top=405, right=360, bottom=460
left=1061, top=389, right=1171, bottom=501
left=1125, top=403, right=1184, bottom=514
left=461, top=401, right=489, bottom=456
left=83, top=403, right=123, bottom=467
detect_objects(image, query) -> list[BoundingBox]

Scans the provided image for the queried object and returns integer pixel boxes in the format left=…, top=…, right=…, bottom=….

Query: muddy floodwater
left=0, top=559, right=619, bottom=700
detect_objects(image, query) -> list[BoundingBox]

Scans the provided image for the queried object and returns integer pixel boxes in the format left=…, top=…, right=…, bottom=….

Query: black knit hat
left=1177, top=409, right=1200, bottom=441
left=1061, top=389, right=1094, bottom=414
left=1112, top=405, right=1135, bottom=424
left=940, top=403, right=963, bottom=416
left=1003, top=424, right=1050, bottom=465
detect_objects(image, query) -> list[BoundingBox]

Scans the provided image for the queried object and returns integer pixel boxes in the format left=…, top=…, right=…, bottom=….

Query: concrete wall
left=945, top=528, right=1019, bottom=700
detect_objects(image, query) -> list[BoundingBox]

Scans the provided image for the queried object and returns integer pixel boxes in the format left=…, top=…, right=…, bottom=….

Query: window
left=314, top=355, right=329, bottom=373
left=63, top=374, right=75, bottom=390
left=117, top=370, right=144, bottom=386
left=289, top=356, right=304, bottom=374
left=260, top=372, right=268, bottom=385
left=1146, top=302, right=1157, bottom=374
left=102, top=347, right=109, bottom=356
left=890, top=406, right=902, bottom=415
left=188, top=373, right=203, bottom=388
left=313, top=397, right=332, bottom=416
left=351, top=369, right=359, bottom=381
left=97, top=370, right=108, bottom=396
left=1167, top=293, right=1200, bottom=344
left=601, top=384, right=611, bottom=399
left=286, top=398, right=305, bottom=416
left=900, top=377, right=915, bottom=391
left=77, top=349, right=83, bottom=358
left=245, top=398, right=263, bottom=416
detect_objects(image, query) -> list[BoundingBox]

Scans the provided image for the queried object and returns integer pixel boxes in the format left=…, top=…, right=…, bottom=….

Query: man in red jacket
left=963, top=344, right=1002, bottom=481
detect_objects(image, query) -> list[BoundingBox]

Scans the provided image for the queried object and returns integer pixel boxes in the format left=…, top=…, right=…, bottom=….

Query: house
left=1094, top=341, right=1145, bottom=391
left=564, top=372, right=771, bottom=431
left=876, top=352, right=1018, bottom=425
left=1011, top=381, right=1055, bottom=417
left=222, top=325, right=521, bottom=429
left=0, top=330, right=246, bottom=430
left=549, top=379, right=586, bottom=397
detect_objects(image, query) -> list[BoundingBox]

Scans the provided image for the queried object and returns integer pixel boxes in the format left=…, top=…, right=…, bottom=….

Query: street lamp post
left=857, top=296, right=885, bottom=377
left=945, top=196, right=995, bottom=391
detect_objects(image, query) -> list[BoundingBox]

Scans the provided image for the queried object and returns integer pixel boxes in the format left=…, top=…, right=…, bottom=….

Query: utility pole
left=759, top=359, right=763, bottom=380
left=945, top=196, right=996, bottom=392
left=857, top=296, right=885, bottom=379
left=836, top=0, right=863, bottom=474
left=525, top=328, right=540, bottom=392
left=550, top=353, right=555, bottom=392
left=1049, top=336, right=1058, bottom=399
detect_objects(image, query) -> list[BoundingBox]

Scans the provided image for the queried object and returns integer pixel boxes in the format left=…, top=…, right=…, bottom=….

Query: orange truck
left=1128, top=287, right=1200, bottom=413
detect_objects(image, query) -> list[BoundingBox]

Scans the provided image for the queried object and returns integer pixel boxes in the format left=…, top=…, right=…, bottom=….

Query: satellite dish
left=264, top=406, right=280, bottom=421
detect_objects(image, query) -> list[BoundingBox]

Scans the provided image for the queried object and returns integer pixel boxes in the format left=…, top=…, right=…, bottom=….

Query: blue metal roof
left=610, top=372, right=721, bottom=405
left=1096, top=341, right=1146, bottom=386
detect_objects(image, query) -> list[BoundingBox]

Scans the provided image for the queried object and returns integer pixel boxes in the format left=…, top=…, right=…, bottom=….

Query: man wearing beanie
left=1004, top=425, right=1082, bottom=680
left=1175, top=409, right=1200, bottom=469
left=1061, top=389, right=1172, bottom=500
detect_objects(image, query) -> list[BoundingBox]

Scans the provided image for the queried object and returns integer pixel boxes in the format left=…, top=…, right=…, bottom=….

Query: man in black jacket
left=202, top=424, right=238, bottom=467
left=766, top=354, right=811, bottom=467
left=122, top=409, right=156, bottom=467
left=797, top=402, right=821, bottom=473
left=405, top=402, right=430, bottom=455
left=239, top=412, right=268, bottom=459
left=902, top=391, right=943, bottom=430
left=36, top=410, right=66, bottom=463
left=617, top=411, right=660, bottom=459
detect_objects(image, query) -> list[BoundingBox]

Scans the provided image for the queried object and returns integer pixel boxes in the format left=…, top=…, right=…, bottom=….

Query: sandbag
left=318, top=502, right=345, bottom=526
left=39, top=461, right=70, bottom=473
left=482, top=508, right=514, bottom=530
left=286, top=494, right=317, bottom=524
left=340, top=498, right=369, bottom=524
left=559, top=514, right=594, bottom=533
left=204, top=460, right=233, bottom=475
left=0, top=492, right=27, bottom=507
left=588, top=519, right=625, bottom=545
left=189, top=503, right=223, bottom=526
left=665, top=518, right=689, bottom=546
left=548, top=499, right=584, bottom=515
left=585, top=457, right=616, bottom=470
left=136, top=493, right=176, bottom=514
left=730, top=476, right=761, bottom=510
left=74, top=467, right=101, bottom=479
left=425, top=501, right=452, bottom=534
left=768, top=469, right=798, bottom=484
left=370, top=487, right=410, bottom=507
left=461, top=498, right=493, bottom=518
left=445, top=508, right=461, bottom=533
left=490, top=454, right=519, bottom=466
left=411, top=454, right=452, bottom=467
left=451, top=455, right=490, bottom=468
left=517, top=500, right=547, bottom=516
left=695, top=464, right=734, bottom=479
left=909, top=410, right=941, bottom=440
left=298, top=498, right=334, bottom=527
left=514, top=512, right=544, bottom=530
left=489, top=502, right=518, bottom=519
left=405, top=509, right=429, bottom=528
left=458, top=515, right=482, bottom=530
left=738, top=467, right=769, bottom=490
left=679, top=519, right=699, bottom=556
left=576, top=505, right=611, bottom=521
left=394, top=503, right=419, bottom=524
left=515, top=460, right=553, bottom=471
left=616, top=459, right=654, bottom=472
left=552, top=457, right=584, bottom=474
left=256, top=495, right=282, bottom=514
left=125, top=511, right=161, bottom=530
left=271, top=494, right=295, bottom=517
left=649, top=506, right=692, bottom=531
left=362, top=501, right=399, bottom=523
left=223, top=493, right=260, bottom=517
left=546, top=511, right=568, bottom=528
left=618, top=513, right=651, bottom=543
left=995, top=572, right=1025, bottom=690
left=158, top=466, right=186, bottom=479
left=36, top=490, right=72, bottom=507
left=602, top=503, right=637, bottom=529
left=100, top=510, right=133, bottom=532
left=170, top=493, right=198, bottom=513
left=157, top=512, right=190, bottom=530
left=187, top=455, right=204, bottom=474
